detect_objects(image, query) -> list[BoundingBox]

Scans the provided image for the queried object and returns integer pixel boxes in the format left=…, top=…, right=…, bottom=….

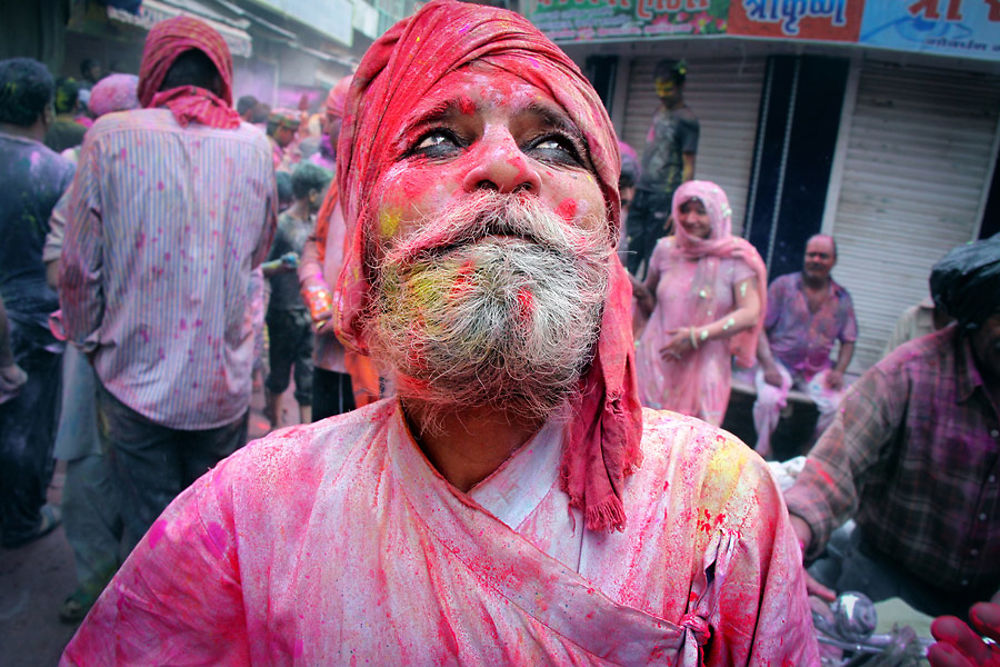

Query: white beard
left=367, top=192, right=611, bottom=425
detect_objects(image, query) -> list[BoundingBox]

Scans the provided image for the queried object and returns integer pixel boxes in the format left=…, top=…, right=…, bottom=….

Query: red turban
left=138, top=16, right=234, bottom=107
left=333, top=0, right=642, bottom=532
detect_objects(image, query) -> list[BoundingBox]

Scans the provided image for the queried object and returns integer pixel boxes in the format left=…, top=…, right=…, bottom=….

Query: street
left=0, top=380, right=286, bottom=665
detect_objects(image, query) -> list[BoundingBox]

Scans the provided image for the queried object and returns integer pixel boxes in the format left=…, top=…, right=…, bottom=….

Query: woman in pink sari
left=634, top=180, right=766, bottom=425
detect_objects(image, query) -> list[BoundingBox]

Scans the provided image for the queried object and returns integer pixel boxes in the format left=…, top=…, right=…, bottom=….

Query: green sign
left=524, top=0, right=730, bottom=42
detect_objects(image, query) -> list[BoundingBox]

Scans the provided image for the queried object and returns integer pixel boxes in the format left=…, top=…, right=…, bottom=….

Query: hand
left=659, top=328, right=693, bottom=362
left=312, top=308, right=333, bottom=332
left=303, top=285, right=334, bottom=331
left=928, top=595, right=1000, bottom=667
left=280, top=252, right=299, bottom=269
left=789, top=515, right=836, bottom=602
left=635, top=287, right=655, bottom=316
left=763, top=364, right=784, bottom=388
left=825, top=369, right=844, bottom=390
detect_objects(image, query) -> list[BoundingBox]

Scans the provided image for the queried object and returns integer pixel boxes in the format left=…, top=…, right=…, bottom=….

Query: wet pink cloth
left=61, top=401, right=819, bottom=665
left=636, top=181, right=766, bottom=425
left=149, top=86, right=241, bottom=130
left=333, top=0, right=641, bottom=532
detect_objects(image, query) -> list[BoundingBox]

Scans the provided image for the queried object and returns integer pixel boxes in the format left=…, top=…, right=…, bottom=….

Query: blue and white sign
left=859, top=0, right=1000, bottom=61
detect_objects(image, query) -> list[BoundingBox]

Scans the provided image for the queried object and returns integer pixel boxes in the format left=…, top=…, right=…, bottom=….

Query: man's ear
left=309, top=188, right=321, bottom=207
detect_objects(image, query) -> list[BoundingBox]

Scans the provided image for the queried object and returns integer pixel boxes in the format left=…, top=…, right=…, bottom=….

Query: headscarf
left=267, top=108, right=301, bottom=134
left=930, top=234, right=1000, bottom=330
left=137, top=16, right=241, bottom=129
left=332, top=0, right=642, bottom=532
left=668, top=180, right=768, bottom=367
left=87, top=73, right=139, bottom=117
left=325, top=75, right=352, bottom=123
left=313, top=76, right=354, bottom=268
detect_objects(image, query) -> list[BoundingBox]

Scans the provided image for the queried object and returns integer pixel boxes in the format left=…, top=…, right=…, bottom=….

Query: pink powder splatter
left=199, top=521, right=228, bottom=560
left=148, top=519, right=167, bottom=549
left=555, top=198, right=577, bottom=223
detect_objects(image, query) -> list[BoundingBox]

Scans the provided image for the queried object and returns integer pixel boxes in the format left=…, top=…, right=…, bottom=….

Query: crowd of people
left=0, top=1, right=997, bottom=664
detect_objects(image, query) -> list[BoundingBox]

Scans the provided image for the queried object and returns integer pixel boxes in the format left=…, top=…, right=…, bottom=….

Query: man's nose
left=462, top=132, right=542, bottom=194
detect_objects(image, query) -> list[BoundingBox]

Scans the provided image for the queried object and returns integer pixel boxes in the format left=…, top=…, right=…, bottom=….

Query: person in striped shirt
left=59, top=16, right=276, bottom=553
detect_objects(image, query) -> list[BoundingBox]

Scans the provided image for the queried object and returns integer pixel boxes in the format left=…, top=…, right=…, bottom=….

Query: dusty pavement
left=0, top=381, right=296, bottom=666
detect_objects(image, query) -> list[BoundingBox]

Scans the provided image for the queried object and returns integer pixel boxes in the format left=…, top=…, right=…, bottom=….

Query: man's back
left=61, top=108, right=275, bottom=429
left=0, top=132, right=74, bottom=320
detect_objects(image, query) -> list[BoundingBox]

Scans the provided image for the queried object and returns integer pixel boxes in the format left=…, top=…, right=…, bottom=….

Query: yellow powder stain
left=740, top=281, right=748, bottom=298
left=379, top=209, right=401, bottom=238
left=702, top=437, right=748, bottom=511
left=700, top=329, right=709, bottom=341
left=723, top=317, right=735, bottom=331
left=407, top=270, right=449, bottom=311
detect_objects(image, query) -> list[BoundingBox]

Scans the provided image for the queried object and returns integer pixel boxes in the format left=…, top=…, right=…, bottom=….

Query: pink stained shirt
left=62, top=401, right=818, bottom=665
left=764, top=272, right=858, bottom=381
left=59, top=109, right=277, bottom=429
left=636, top=236, right=757, bottom=425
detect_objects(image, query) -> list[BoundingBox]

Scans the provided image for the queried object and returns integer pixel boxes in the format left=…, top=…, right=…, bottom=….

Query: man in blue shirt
left=0, top=57, right=75, bottom=548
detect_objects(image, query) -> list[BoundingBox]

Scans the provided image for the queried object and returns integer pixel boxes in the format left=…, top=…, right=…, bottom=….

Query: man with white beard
left=62, top=2, right=817, bottom=664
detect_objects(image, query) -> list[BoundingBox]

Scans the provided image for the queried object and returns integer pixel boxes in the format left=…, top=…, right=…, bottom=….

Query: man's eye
left=529, top=134, right=583, bottom=166
left=410, top=130, right=460, bottom=157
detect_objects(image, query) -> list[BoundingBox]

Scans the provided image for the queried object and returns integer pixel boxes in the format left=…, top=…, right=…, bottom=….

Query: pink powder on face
left=458, top=94, right=476, bottom=115
left=504, top=156, right=529, bottom=185
left=555, top=198, right=577, bottom=223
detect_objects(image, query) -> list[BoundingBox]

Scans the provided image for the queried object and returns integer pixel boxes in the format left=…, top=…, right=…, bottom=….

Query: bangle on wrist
left=689, top=327, right=699, bottom=349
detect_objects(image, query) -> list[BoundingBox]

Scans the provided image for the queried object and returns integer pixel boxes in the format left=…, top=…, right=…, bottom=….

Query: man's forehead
left=806, top=238, right=833, bottom=253
left=407, top=65, right=575, bottom=125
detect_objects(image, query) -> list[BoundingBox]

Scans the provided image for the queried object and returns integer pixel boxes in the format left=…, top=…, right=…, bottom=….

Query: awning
left=106, top=0, right=253, bottom=58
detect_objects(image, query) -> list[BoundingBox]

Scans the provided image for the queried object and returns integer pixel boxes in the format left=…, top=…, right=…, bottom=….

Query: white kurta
left=63, top=399, right=818, bottom=665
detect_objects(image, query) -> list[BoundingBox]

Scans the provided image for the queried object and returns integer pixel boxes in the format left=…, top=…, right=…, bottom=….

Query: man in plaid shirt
left=784, top=237, right=1000, bottom=648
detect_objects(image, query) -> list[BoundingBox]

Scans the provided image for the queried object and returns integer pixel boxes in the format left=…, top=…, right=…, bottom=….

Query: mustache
left=380, top=191, right=598, bottom=268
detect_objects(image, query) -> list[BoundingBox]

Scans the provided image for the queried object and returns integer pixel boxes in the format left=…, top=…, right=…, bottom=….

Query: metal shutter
left=830, top=61, right=1000, bottom=372
left=621, top=55, right=766, bottom=235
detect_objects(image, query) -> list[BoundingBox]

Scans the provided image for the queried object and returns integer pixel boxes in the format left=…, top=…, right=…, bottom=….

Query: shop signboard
left=726, top=0, right=866, bottom=41
left=523, top=0, right=730, bottom=43
left=859, top=0, right=1000, bottom=61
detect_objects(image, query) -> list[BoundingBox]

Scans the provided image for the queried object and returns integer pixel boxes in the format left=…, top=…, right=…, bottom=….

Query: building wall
left=574, top=40, right=1000, bottom=373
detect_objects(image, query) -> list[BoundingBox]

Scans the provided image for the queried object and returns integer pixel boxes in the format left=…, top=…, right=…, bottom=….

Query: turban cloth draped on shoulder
left=930, top=234, right=1000, bottom=329
left=332, top=0, right=642, bottom=532
left=137, top=15, right=241, bottom=129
